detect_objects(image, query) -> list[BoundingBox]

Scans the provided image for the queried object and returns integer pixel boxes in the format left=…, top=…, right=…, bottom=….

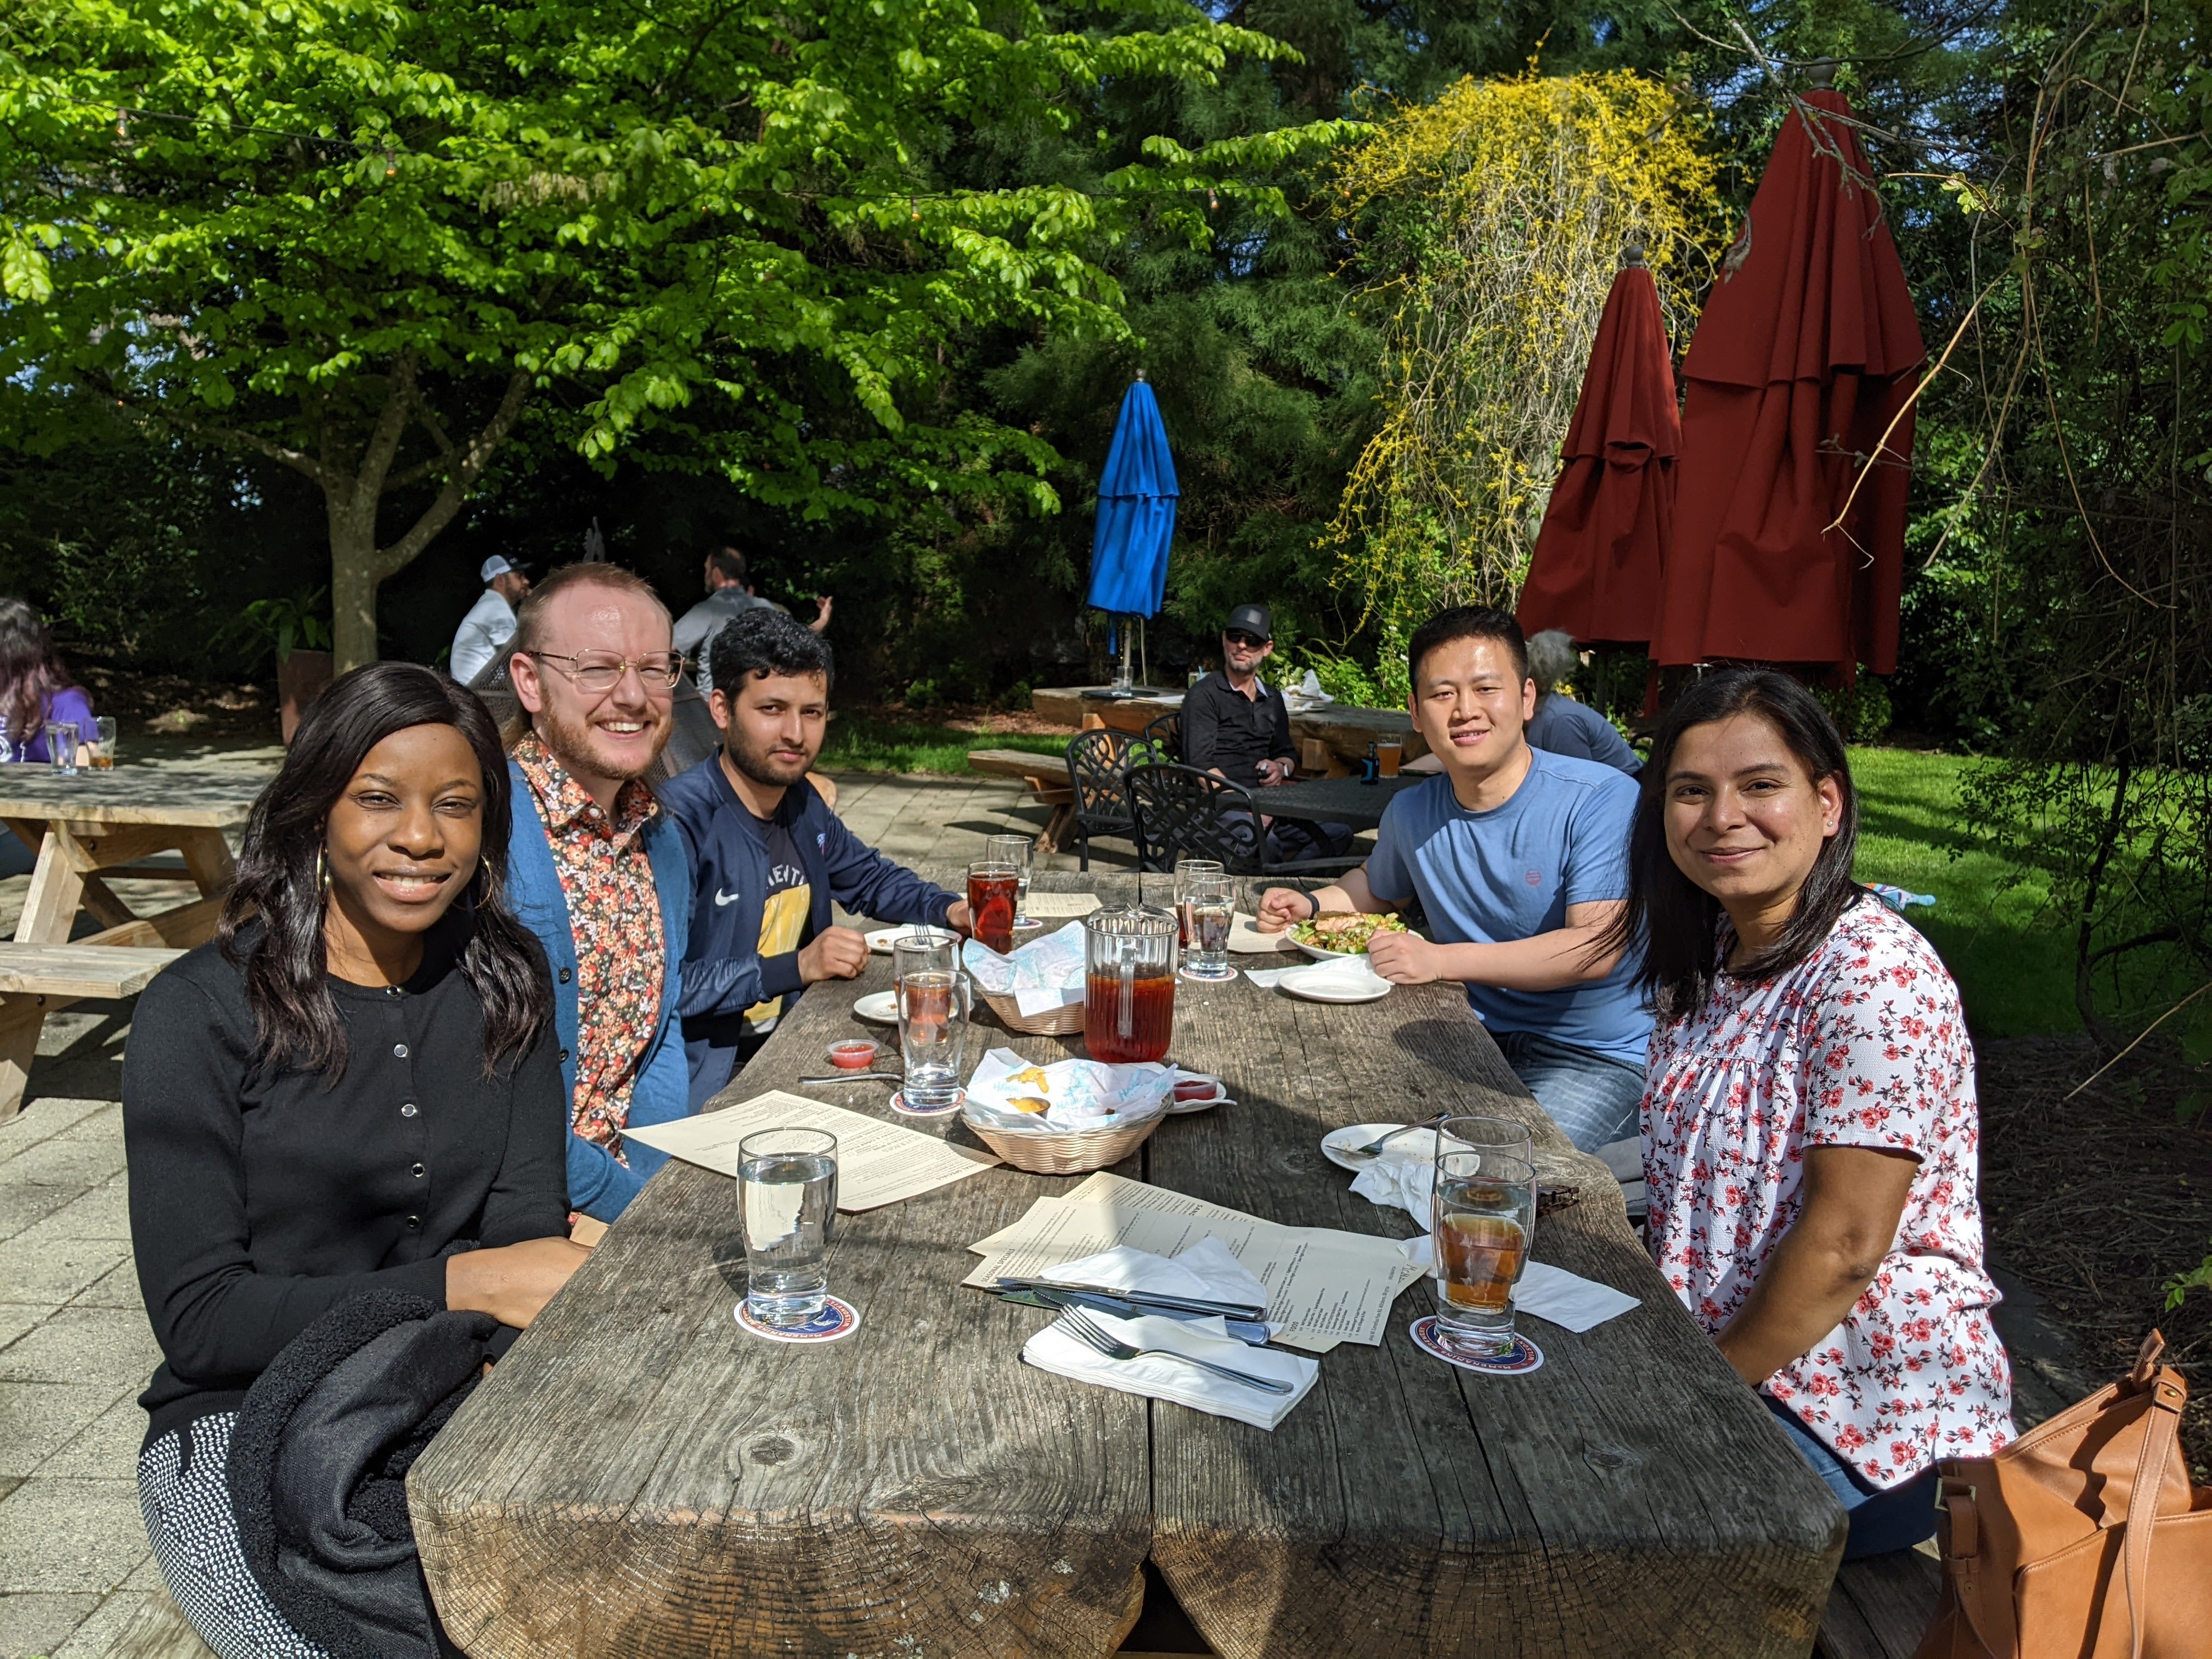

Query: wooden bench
left=0, top=942, right=185, bottom=1108
left=966, top=746, right=1076, bottom=851
left=99, top=1591, right=217, bottom=1658
left=1817, top=1549, right=1943, bottom=1658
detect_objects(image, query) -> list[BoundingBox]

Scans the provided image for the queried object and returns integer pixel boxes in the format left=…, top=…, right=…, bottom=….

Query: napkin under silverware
left=1023, top=1308, right=1319, bottom=1429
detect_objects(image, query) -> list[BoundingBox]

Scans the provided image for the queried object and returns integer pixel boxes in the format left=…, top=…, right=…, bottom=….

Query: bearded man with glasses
left=500, top=563, right=697, bottom=1225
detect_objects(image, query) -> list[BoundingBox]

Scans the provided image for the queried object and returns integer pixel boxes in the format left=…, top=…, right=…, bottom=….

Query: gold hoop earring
left=316, top=847, right=330, bottom=897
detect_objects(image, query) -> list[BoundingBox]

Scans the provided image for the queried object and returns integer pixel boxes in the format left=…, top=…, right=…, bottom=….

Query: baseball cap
left=480, top=555, right=527, bottom=583
left=1224, top=603, right=1273, bottom=642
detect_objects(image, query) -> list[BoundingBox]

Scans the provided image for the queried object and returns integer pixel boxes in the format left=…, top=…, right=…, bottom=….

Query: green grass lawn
left=1847, top=747, right=2077, bottom=1039
left=819, top=718, right=2081, bottom=1039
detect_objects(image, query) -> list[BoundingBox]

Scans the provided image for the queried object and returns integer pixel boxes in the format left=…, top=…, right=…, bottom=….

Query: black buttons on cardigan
left=558, top=967, right=572, bottom=984
left=405, top=1215, right=421, bottom=1230
left=410, top=1163, right=426, bottom=1178
left=558, top=1048, right=569, bottom=1063
left=400, top=1103, right=419, bottom=1119
left=394, top=1042, right=409, bottom=1059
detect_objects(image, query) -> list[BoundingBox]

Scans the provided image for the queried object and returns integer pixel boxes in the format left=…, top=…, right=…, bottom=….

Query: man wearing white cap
left=449, top=555, right=533, bottom=685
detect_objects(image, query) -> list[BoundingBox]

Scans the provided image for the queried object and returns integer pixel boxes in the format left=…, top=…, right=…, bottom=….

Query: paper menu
left=622, top=1090, right=1000, bottom=1212
left=1023, top=892, right=1103, bottom=919
left=966, top=1172, right=1423, bottom=1352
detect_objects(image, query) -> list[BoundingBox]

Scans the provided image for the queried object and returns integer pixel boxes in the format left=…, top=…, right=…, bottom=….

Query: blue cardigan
left=504, top=760, right=695, bottom=1222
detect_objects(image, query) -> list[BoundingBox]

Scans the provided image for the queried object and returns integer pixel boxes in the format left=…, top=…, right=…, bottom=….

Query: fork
left=1057, top=1308, right=1294, bottom=1395
left=1349, top=1113, right=1448, bottom=1160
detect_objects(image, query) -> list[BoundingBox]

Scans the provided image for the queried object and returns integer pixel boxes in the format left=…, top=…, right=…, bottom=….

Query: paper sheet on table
left=622, top=1090, right=1000, bottom=1211
left=966, top=1171, right=1422, bottom=1351
left=1229, top=912, right=1296, bottom=954
left=1024, top=892, right=1103, bottom=919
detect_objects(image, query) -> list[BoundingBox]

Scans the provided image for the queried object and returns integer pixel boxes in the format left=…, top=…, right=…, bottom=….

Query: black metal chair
left=1125, top=763, right=1365, bottom=879
left=1141, top=710, right=1182, bottom=762
left=1064, top=729, right=1163, bottom=871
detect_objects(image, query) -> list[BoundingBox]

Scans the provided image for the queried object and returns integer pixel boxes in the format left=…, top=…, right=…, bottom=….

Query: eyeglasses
left=1224, top=631, right=1265, bottom=648
left=523, top=650, right=684, bottom=693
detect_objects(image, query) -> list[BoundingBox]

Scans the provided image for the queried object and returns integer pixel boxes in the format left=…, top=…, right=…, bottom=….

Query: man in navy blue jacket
left=659, top=610, right=974, bottom=1107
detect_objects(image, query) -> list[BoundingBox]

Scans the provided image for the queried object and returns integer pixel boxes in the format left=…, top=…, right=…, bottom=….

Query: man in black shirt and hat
left=1182, top=602, right=1350, bottom=861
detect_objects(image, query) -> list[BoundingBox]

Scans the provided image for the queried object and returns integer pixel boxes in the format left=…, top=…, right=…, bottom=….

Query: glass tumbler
left=91, top=716, right=117, bottom=770
left=1173, top=857, right=1225, bottom=951
left=985, top=833, right=1035, bottom=926
left=1084, top=904, right=1177, bottom=1063
left=1179, top=873, right=1236, bottom=982
left=893, top=934, right=971, bottom=1110
left=1430, top=1150, right=1536, bottom=1356
left=43, top=723, right=78, bottom=776
left=967, top=859, right=1019, bottom=954
left=738, top=1127, right=838, bottom=1328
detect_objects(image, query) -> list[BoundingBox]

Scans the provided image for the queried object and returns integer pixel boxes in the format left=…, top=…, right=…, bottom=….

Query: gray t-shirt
left=673, top=588, right=772, bottom=693
left=1365, top=752, right=1651, bottom=1065
left=1526, top=693, right=1642, bottom=775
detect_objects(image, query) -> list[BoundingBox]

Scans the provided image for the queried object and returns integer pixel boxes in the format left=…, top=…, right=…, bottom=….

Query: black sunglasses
left=1224, top=630, right=1266, bottom=648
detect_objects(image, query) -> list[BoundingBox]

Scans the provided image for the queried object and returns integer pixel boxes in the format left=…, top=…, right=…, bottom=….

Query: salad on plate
left=1288, top=912, right=1409, bottom=956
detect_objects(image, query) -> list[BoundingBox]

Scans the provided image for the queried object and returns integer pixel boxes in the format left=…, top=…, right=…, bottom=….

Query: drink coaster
left=1411, top=1316, right=1544, bottom=1375
left=1178, top=966, right=1239, bottom=983
left=735, top=1295, right=861, bottom=1344
left=890, top=1087, right=963, bottom=1118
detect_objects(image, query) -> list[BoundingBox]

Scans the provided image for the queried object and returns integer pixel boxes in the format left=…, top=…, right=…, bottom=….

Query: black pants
left=1267, top=817, right=1353, bottom=864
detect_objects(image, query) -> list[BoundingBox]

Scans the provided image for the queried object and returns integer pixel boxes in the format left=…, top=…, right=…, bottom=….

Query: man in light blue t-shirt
left=1256, top=606, right=1650, bottom=1149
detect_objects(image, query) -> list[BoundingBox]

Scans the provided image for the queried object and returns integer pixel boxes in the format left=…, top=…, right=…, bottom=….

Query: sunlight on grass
left=819, top=715, right=1066, bottom=777
left=1849, top=747, right=2076, bottom=1039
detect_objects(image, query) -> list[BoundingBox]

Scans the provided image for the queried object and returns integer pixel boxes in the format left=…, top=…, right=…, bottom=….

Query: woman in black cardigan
left=123, top=662, right=588, bottom=1659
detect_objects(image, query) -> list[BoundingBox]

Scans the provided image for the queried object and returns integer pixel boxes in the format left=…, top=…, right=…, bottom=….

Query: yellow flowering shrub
left=1325, top=71, right=1726, bottom=638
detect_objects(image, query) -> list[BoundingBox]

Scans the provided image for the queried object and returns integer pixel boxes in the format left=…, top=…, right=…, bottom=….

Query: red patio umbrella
left=1654, top=85, right=1926, bottom=679
left=1517, top=250, right=1679, bottom=646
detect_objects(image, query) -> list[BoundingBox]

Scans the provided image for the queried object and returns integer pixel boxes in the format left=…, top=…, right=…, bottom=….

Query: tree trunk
left=329, top=482, right=385, bottom=676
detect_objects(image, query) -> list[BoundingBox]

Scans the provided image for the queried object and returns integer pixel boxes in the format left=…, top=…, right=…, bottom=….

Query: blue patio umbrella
left=1086, top=375, right=1179, bottom=633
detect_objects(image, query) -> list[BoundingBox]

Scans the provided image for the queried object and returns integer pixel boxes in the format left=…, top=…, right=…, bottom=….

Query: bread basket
left=962, top=1107, right=1167, bottom=1175
left=977, top=988, right=1086, bottom=1037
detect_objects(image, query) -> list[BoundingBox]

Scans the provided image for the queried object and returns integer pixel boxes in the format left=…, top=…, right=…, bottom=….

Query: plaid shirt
left=513, top=735, right=664, bottom=1159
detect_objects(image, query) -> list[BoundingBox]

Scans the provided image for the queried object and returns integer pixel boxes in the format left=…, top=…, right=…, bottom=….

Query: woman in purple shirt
left=0, top=598, right=97, bottom=763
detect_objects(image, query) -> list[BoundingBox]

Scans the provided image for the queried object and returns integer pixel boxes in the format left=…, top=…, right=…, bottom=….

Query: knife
left=997, top=1288, right=1273, bottom=1347
left=991, top=1276, right=1266, bottom=1322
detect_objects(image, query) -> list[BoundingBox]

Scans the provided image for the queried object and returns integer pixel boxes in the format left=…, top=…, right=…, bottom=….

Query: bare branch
left=371, top=370, right=534, bottom=580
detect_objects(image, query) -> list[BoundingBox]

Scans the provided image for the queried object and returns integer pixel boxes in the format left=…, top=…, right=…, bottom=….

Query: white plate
left=1321, top=1123, right=1442, bottom=1171
left=853, top=991, right=899, bottom=1024
left=1292, top=940, right=1355, bottom=961
left=866, top=925, right=959, bottom=955
left=1166, top=1071, right=1229, bottom=1114
left=1278, top=969, right=1392, bottom=1004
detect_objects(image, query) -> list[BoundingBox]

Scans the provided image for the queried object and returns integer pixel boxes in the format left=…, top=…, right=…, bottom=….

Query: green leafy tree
left=1, top=0, right=1353, bottom=668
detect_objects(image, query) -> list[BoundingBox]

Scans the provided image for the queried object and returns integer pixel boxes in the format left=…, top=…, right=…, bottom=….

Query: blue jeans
left=1763, top=1394, right=1939, bottom=1559
left=1492, top=1030, right=1645, bottom=1151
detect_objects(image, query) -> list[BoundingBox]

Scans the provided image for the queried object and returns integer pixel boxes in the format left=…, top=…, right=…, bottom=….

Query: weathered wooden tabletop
left=410, top=872, right=1843, bottom=1658
left=0, top=764, right=264, bottom=828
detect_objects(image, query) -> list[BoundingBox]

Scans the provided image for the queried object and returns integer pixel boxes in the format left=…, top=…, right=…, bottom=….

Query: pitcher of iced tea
left=1083, top=905, right=1176, bottom=1063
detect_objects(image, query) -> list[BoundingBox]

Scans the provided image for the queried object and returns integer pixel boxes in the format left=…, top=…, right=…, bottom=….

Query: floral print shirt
left=514, top=735, right=664, bottom=1161
left=1641, top=896, right=2013, bottom=1488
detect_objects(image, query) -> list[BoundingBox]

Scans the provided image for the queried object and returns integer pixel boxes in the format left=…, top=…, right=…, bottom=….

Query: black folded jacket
left=227, top=1289, right=498, bottom=1659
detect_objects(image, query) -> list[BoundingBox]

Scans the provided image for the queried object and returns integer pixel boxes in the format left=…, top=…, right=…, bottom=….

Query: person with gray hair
left=1523, top=629, right=1642, bottom=776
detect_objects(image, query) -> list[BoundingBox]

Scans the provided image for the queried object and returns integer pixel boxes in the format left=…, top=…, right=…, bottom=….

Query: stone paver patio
left=0, top=766, right=1086, bottom=1659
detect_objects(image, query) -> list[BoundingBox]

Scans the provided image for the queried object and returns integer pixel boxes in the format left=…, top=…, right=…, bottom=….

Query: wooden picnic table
left=410, top=870, right=1843, bottom=1658
left=1032, top=686, right=1429, bottom=774
left=0, top=765, right=263, bottom=1115
left=1246, top=770, right=1424, bottom=832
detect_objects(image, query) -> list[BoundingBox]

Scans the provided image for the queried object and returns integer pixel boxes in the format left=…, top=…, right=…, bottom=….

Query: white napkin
left=1228, top=912, right=1295, bottom=955
left=1348, top=1147, right=1436, bottom=1217
left=1246, top=956, right=1392, bottom=998
left=1396, top=1235, right=1639, bottom=1334
left=1040, top=1238, right=1270, bottom=1311
left=1023, top=1307, right=1319, bottom=1429
left=963, top=1046, right=1172, bottom=1131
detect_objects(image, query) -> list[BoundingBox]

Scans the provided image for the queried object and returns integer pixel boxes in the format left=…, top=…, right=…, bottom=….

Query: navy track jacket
left=658, top=755, right=958, bottom=1108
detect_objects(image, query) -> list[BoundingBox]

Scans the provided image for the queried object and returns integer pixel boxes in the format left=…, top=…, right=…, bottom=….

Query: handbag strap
left=2121, top=1364, right=2185, bottom=1659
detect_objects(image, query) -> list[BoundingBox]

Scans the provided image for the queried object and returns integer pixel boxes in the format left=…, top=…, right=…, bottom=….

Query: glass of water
left=43, top=723, right=78, bottom=776
left=1179, top=872, right=1237, bottom=981
left=738, top=1127, right=838, bottom=1328
left=986, top=833, right=1035, bottom=926
left=1430, top=1150, right=1536, bottom=1356
left=90, top=716, right=117, bottom=770
left=893, top=933, right=971, bottom=1110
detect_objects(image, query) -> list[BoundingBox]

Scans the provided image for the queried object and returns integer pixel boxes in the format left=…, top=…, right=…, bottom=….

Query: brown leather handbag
left=1914, top=1331, right=2212, bottom=1659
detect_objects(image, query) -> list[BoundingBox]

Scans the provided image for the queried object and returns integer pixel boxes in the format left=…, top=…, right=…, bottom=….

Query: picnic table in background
left=410, top=868, right=1842, bottom=1659
left=1031, top=686, right=1429, bottom=776
left=1248, top=771, right=1423, bottom=833
left=966, top=747, right=1079, bottom=853
left=0, top=766, right=261, bottom=1115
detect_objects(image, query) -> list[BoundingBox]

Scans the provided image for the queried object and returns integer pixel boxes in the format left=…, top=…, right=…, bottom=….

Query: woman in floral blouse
left=1605, top=668, right=2012, bottom=1558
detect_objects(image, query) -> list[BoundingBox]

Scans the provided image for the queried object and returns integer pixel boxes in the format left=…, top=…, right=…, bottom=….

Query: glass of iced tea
left=985, top=834, right=1035, bottom=926
left=1430, top=1150, right=1536, bottom=1356
left=967, top=859, right=1020, bottom=954
left=1082, top=904, right=1176, bottom=1063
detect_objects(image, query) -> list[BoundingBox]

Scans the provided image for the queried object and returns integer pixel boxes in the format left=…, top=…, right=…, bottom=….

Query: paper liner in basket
left=962, top=927, right=1088, bottom=1018
left=963, top=1046, right=1173, bottom=1133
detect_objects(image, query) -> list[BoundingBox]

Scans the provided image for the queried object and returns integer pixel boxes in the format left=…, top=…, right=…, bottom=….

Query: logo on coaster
left=735, top=1295, right=861, bottom=1344
left=1411, top=1316, right=1544, bottom=1375
left=890, top=1088, right=963, bottom=1117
